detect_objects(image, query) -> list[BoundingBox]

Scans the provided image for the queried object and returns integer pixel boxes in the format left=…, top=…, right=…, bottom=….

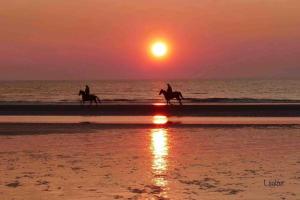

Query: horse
left=79, top=90, right=101, bottom=105
left=159, top=89, right=184, bottom=105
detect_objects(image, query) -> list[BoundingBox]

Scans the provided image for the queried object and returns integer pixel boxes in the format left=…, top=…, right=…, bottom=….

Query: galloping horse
left=159, top=89, right=184, bottom=105
left=79, top=90, right=101, bottom=105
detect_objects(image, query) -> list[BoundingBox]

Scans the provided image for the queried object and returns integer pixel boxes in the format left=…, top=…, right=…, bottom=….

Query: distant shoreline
left=1, top=104, right=300, bottom=117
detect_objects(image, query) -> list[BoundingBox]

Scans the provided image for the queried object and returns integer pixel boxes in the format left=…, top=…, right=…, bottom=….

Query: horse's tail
left=179, top=92, right=184, bottom=99
left=96, top=96, right=101, bottom=103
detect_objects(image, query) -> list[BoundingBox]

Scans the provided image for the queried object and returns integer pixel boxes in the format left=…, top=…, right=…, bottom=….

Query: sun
left=150, top=41, right=168, bottom=58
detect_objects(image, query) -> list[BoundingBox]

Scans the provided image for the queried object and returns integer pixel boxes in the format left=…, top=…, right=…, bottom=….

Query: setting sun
left=150, top=41, right=168, bottom=59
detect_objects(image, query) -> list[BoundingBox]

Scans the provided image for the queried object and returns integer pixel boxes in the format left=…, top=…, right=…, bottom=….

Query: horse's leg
left=175, top=96, right=180, bottom=105
left=166, top=98, right=170, bottom=105
left=164, top=96, right=168, bottom=105
left=177, top=97, right=182, bottom=105
left=97, top=96, right=101, bottom=104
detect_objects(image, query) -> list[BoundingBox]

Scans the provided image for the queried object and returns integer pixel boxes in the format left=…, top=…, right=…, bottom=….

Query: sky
left=0, top=0, right=300, bottom=80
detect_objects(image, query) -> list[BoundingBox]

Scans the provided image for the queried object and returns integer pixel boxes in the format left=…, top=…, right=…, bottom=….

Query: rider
left=167, top=83, right=173, bottom=95
left=85, top=85, right=90, bottom=96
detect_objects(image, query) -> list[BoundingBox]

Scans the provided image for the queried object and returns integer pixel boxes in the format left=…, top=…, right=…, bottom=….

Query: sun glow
left=150, top=41, right=168, bottom=59
left=153, top=115, right=168, bottom=125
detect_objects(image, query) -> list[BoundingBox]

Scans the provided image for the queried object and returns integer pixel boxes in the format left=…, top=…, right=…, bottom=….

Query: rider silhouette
left=85, top=85, right=90, bottom=96
left=167, top=83, right=173, bottom=95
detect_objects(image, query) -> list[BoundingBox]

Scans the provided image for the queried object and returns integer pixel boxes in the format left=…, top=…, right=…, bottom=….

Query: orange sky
left=0, top=0, right=300, bottom=80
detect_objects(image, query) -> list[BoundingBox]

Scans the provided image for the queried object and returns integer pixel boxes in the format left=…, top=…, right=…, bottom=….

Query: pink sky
left=0, top=0, right=299, bottom=80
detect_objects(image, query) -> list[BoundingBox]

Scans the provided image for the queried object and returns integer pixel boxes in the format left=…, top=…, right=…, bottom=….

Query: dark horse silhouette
left=159, top=89, right=184, bottom=105
left=79, top=90, right=101, bottom=105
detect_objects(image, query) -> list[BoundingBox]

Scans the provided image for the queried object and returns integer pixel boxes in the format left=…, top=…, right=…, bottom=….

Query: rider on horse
left=79, top=85, right=101, bottom=105
left=167, top=83, right=173, bottom=95
left=159, top=83, right=183, bottom=105
left=85, top=85, right=90, bottom=96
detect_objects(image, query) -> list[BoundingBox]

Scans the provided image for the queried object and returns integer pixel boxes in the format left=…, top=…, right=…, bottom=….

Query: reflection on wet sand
left=0, top=126, right=299, bottom=199
left=150, top=128, right=169, bottom=196
left=152, top=115, right=168, bottom=125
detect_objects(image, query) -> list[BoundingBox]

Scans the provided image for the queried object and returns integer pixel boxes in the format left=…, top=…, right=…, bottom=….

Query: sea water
left=0, top=79, right=299, bottom=104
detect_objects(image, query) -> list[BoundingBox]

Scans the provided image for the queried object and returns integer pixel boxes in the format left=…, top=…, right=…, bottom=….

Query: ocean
left=0, top=79, right=299, bottom=104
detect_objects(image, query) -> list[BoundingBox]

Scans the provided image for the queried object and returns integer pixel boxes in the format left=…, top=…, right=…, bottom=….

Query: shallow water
left=0, top=80, right=300, bottom=104
left=0, top=127, right=299, bottom=199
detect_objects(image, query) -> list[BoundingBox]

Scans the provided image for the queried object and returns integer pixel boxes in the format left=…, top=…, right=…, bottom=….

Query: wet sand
left=1, top=104, right=300, bottom=116
left=0, top=126, right=299, bottom=200
left=1, top=116, right=300, bottom=127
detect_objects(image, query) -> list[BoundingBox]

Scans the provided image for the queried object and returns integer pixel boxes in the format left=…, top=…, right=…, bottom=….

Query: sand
left=0, top=125, right=299, bottom=200
left=1, top=104, right=300, bottom=116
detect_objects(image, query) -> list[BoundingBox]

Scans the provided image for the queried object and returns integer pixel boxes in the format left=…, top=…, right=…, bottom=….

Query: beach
left=0, top=125, right=299, bottom=200
left=0, top=103, right=300, bottom=200
left=0, top=100, right=299, bottom=199
left=0, top=102, right=300, bottom=200
left=1, top=104, right=300, bottom=116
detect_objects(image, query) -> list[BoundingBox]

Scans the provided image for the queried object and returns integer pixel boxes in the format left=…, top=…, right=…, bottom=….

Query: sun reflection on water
left=150, top=128, right=169, bottom=188
left=153, top=115, right=168, bottom=125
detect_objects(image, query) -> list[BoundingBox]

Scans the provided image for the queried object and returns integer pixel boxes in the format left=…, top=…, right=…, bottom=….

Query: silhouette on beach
left=85, top=85, right=90, bottom=96
left=159, top=84, right=184, bottom=105
left=167, top=83, right=173, bottom=94
left=78, top=84, right=183, bottom=105
left=79, top=85, right=101, bottom=105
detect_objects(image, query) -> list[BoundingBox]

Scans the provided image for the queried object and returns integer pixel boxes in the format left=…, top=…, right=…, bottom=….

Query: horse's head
left=159, top=89, right=164, bottom=95
left=79, top=90, right=84, bottom=96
